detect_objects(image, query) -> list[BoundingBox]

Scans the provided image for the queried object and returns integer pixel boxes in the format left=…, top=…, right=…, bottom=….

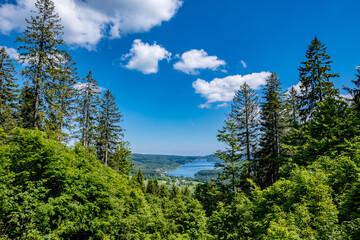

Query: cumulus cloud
left=73, top=82, right=105, bottom=92
left=122, top=39, right=171, bottom=74
left=240, top=60, right=247, bottom=68
left=286, top=82, right=301, bottom=95
left=0, top=0, right=182, bottom=50
left=193, top=72, right=270, bottom=108
left=0, top=46, right=19, bottom=60
left=174, top=49, right=226, bottom=74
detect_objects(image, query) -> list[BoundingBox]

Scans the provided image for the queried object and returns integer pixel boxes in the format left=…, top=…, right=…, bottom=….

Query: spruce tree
left=134, top=169, right=144, bottom=188
left=18, top=86, right=36, bottom=129
left=229, top=82, right=259, bottom=177
left=16, top=0, right=64, bottom=128
left=344, top=65, right=360, bottom=112
left=45, top=51, right=78, bottom=141
left=256, top=72, right=285, bottom=188
left=298, top=36, right=339, bottom=121
left=285, top=86, right=300, bottom=127
left=109, top=141, right=134, bottom=175
left=75, top=71, right=100, bottom=148
left=97, top=90, right=124, bottom=165
left=159, top=184, right=169, bottom=198
left=215, top=117, right=243, bottom=193
left=0, top=47, right=18, bottom=131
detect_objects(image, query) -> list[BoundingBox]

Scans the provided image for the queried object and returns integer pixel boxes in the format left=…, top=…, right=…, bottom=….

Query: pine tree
left=0, top=47, right=18, bottom=131
left=134, top=169, right=144, bottom=188
left=75, top=71, right=100, bottom=148
left=16, top=0, right=64, bottom=128
left=108, top=141, right=134, bottom=175
left=285, top=86, right=300, bottom=127
left=18, top=86, right=36, bottom=129
left=146, top=179, right=155, bottom=194
left=170, top=183, right=180, bottom=199
left=97, top=90, right=124, bottom=165
left=229, top=82, right=259, bottom=177
left=215, top=117, right=243, bottom=193
left=159, top=184, right=169, bottom=198
left=256, top=72, right=285, bottom=188
left=344, top=65, right=360, bottom=112
left=298, top=36, right=339, bottom=121
left=45, top=51, right=78, bottom=141
left=182, top=186, right=191, bottom=197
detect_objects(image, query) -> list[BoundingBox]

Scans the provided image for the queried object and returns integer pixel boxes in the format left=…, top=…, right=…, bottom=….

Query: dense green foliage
left=0, top=128, right=208, bottom=239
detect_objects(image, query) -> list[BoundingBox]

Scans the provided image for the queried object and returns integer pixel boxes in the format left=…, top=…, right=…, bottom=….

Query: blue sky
left=0, top=0, right=359, bottom=155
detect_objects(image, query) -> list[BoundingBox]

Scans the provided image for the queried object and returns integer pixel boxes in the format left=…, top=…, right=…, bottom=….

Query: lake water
left=166, top=159, right=215, bottom=178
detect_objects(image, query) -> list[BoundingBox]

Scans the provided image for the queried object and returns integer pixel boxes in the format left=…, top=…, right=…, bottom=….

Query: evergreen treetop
left=256, top=72, right=285, bottom=188
left=0, top=47, right=18, bottom=131
left=298, top=36, right=339, bottom=121
left=16, top=0, right=64, bottom=128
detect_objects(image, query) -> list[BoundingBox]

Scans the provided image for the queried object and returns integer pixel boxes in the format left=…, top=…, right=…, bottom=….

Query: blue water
left=167, top=159, right=215, bottom=178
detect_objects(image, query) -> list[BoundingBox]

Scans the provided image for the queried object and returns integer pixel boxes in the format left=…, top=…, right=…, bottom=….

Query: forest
left=1, top=0, right=360, bottom=239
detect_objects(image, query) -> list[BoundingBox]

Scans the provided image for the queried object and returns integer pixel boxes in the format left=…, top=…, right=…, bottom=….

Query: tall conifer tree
left=229, top=82, right=259, bottom=177
left=215, top=118, right=243, bottom=193
left=0, top=47, right=18, bottom=131
left=108, top=141, right=134, bottom=175
left=285, top=86, right=300, bottom=127
left=298, top=36, right=339, bottom=121
left=45, top=51, right=78, bottom=142
left=18, top=86, right=36, bottom=129
left=16, top=0, right=64, bottom=128
left=97, top=90, right=124, bottom=165
left=256, top=72, right=285, bottom=188
left=76, top=71, right=100, bottom=148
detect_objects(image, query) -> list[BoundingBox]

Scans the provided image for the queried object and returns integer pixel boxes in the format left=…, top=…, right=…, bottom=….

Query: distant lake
left=167, top=159, right=215, bottom=178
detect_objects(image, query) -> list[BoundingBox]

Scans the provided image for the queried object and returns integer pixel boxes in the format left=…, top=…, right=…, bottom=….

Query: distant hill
left=131, top=153, right=221, bottom=177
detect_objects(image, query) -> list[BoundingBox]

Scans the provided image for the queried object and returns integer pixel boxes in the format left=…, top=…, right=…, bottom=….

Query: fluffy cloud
left=73, top=82, right=105, bottom=92
left=193, top=72, right=271, bottom=108
left=0, top=0, right=182, bottom=50
left=286, top=82, right=301, bottom=94
left=240, top=60, right=247, bottom=68
left=0, top=46, right=19, bottom=60
left=122, top=39, right=171, bottom=74
left=174, top=49, right=226, bottom=74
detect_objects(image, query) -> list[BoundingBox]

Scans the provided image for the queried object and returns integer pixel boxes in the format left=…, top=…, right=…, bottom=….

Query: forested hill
left=132, top=153, right=219, bottom=172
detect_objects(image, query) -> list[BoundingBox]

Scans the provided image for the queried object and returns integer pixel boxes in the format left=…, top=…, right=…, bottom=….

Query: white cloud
left=0, top=0, right=182, bottom=50
left=240, top=60, right=247, bottom=68
left=0, top=46, right=19, bottom=60
left=193, top=72, right=270, bottom=108
left=174, top=49, right=226, bottom=74
left=122, top=39, right=171, bottom=74
left=340, top=93, right=352, bottom=100
left=198, top=103, right=211, bottom=109
left=215, top=102, right=228, bottom=109
left=73, top=82, right=105, bottom=92
left=286, top=82, right=301, bottom=95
